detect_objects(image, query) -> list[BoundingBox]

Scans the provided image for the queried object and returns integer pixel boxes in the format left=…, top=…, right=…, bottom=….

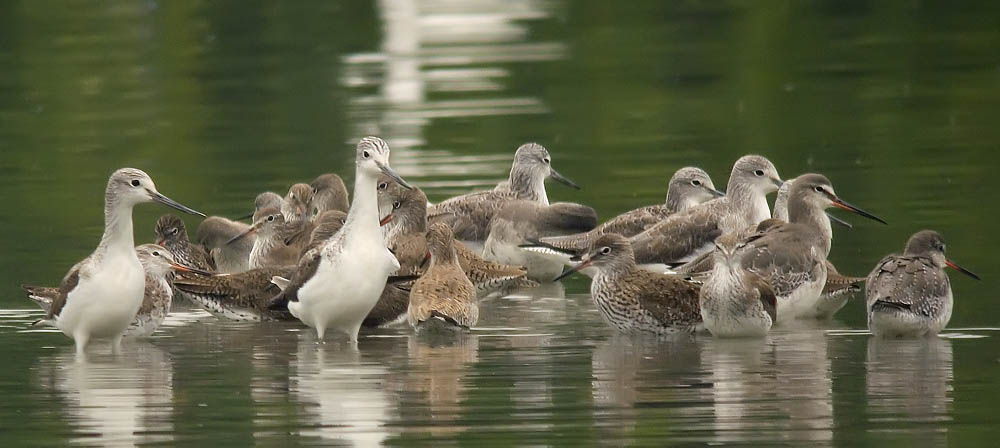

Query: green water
left=2, top=1, right=999, bottom=446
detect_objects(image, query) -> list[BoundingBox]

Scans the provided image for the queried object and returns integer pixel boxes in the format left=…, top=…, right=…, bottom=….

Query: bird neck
left=726, top=182, right=771, bottom=225
left=99, top=199, right=136, bottom=255
left=787, top=197, right=832, bottom=256
left=509, top=167, right=548, bottom=204
left=343, top=169, right=381, bottom=242
left=429, top=244, right=459, bottom=269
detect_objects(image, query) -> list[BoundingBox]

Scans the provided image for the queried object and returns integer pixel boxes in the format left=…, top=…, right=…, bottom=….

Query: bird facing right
left=866, top=230, right=980, bottom=338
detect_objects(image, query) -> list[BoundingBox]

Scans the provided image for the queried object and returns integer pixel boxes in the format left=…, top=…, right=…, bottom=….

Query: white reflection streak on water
left=346, top=0, right=565, bottom=185
left=703, top=327, right=833, bottom=445
left=33, top=343, right=174, bottom=447
left=290, top=337, right=394, bottom=447
left=866, top=337, right=953, bottom=444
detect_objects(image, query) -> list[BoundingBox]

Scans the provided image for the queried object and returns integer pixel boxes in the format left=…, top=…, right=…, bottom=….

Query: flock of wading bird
left=22, top=137, right=981, bottom=356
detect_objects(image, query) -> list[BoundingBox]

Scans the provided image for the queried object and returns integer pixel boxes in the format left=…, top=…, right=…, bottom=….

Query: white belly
left=868, top=291, right=953, bottom=338
left=483, top=236, right=564, bottom=281
left=775, top=276, right=825, bottom=324
left=57, top=257, right=145, bottom=340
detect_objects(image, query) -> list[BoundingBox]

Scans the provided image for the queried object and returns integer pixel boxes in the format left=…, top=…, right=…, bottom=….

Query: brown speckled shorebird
left=699, top=233, right=777, bottom=338
left=427, top=143, right=579, bottom=242
left=25, top=244, right=209, bottom=338
left=627, top=155, right=783, bottom=266
left=236, top=191, right=282, bottom=221
left=554, top=233, right=703, bottom=335
left=407, top=223, right=478, bottom=330
left=227, top=206, right=301, bottom=269
left=282, top=183, right=313, bottom=225
left=155, top=214, right=214, bottom=271
left=538, top=167, right=723, bottom=253
left=866, top=230, right=980, bottom=338
left=378, top=176, right=533, bottom=293
left=197, top=216, right=253, bottom=274
left=310, top=173, right=350, bottom=217
left=22, top=168, right=204, bottom=356
left=173, top=266, right=296, bottom=321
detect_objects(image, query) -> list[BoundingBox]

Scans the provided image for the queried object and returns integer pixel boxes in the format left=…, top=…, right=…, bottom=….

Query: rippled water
left=2, top=0, right=1000, bottom=446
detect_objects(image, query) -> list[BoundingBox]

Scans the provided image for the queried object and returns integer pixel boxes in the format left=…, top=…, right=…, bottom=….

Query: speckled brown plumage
left=407, top=223, right=478, bottom=329
left=173, top=266, right=296, bottom=321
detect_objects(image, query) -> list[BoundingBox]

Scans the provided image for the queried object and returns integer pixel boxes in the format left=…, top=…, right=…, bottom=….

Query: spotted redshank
left=428, top=142, right=579, bottom=242
left=407, top=223, right=478, bottom=330
left=698, top=233, right=777, bottom=338
left=866, top=230, right=979, bottom=338
left=554, top=233, right=703, bottom=335
left=24, top=168, right=204, bottom=356
left=284, top=136, right=413, bottom=344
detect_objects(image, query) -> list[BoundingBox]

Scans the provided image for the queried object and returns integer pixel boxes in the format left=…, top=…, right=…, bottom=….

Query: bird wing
left=628, top=269, right=703, bottom=328
left=266, top=248, right=321, bottom=308
left=629, top=207, right=721, bottom=265
left=428, top=190, right=515, bottom=241
left=410, top=269, right=478, bottom=328
left=391, top=233, right=429, bottom=277
left=46, top=259, right=87, bottom=319
left=21, top=285, right=59, bottom=314
left=174, top=266, right=293, bottom=311
left=740, top=225, right=823, bottom=298
left=455, top=240, right=527, bottom=289
left=598, top=204, right=671, bottom=238
left=865, top=255, right=949, bottom=317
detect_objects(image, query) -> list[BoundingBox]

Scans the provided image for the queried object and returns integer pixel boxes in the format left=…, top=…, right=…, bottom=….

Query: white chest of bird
left=57, top=249, right=145, bottom=341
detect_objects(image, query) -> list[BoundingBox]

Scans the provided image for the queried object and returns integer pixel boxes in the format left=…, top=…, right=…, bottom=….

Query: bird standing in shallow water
left=555, top=233, right=703, bottom=335
left=699, top=233, right=777, bottom=338
left=428, top=142, right=579, bottom=242
left=866, top=230, right=980, bottom=338
left=23, top=168, right=204, bottom=356
left=284, top=137, right=413, bottom=344
left=407, top=223, right=478, bottom=330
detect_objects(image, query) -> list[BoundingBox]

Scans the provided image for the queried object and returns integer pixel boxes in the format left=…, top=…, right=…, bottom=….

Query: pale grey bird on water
left=729, top=174, right=886, bottom=322
left=197, top=216, right=252, bottom=274
left=310, top=173, right=350, bottom=217
left=407, top=223, right=479, bottom=330
left=227, top=206, right=301, bottom=269
left=535, top=167, right=723, bottom=253
left=483, top=200, right=598, bottom=281
left=554, top=233, right=703, bottom=335
left=155, top=214, right=215, bottom=271
left=866, top=230, right=980, bottom=338
left=628, top=155, right=783, bottom=266
left=22, top=168, right=204, bottom=356
left=283, top=136, right=413, bottom=344
left=698, top=233, right=777, bottom=338
left=427, top=142, right=579, bottom=242
left=774, top=177, right=853, bottom=233
left=25, top=244, right=210, bottom=338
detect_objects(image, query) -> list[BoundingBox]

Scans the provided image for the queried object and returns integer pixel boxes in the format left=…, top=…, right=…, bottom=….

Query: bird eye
left=170, top=228, right=179, bottom=235
left=600, top=246, right=611, bottom=255
left=543, top=158, right=550, bottom=164
left=152, top=251, right=160, bottom=257
left=131, top=179, right=141, bottom=187
left=362, top=150, right=371, bottom=159
left=393, top=201, right=401, bottom=210
left=378, top=182, right=388, bottom=190
left=312, top=187, right=318, bottom=194
left=814, top=186, right=824, bottom=193
left=754, top=169, right=764, bottom=176
left=691, top=180, right=701, bottom=186
left=267, top=215, right=275, bottom=222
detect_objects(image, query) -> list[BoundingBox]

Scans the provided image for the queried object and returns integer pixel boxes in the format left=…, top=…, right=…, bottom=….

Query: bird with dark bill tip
left=284, top=136, right=413, bottom=344
left=725, top=174, right=886, bottom=322
left=407, top=222, right=478, bottom=330
left=866, top=230, right=980, bottom=338
left=699, top=233, right=777, bottom=338
left=197, top=216, right=253, bottom=273
left=428, top=142, right=579, bottom=242
left=310, top=173, right=350, bottom=217
left=627, top=155, right=783, bottom=267
left=25, top=244, right=210, bottom=338
left=155, top=214, right=215, bottom=271
left=23, top=168, right=204, bottom=356
left=555, top=233, right=703, bottom=335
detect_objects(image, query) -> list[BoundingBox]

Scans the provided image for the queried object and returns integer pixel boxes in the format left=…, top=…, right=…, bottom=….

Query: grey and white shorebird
left=377, top=176, right=532, bottom=293
left=23, top=168, right=204, bottom=356
left=728, top=174, right=886, bottom=322
left=407, top=223, right=478, bottom=330
left=155, top=214, right=215, bottom=271
left=866, top=230, right=980, bottom=338
left=282, top=136, right=413, bottom=343
left=483, top=200, right=598, bottom=281
left=554, top=233, right=703, bottom=335
left=627, top=155, right=783, bottom=266
left=25, top=244, right=210, bottom=338
left=197, top=216, right=253, bottom=273
left=427, top=142, right=580, bottom=242
left=227, top=206, right=302, bottom=269
left=310, top=173, right=350, bottom=217
left=533, top=167, right=724, bottom=254
left=698, top=233, right=777, bottom=338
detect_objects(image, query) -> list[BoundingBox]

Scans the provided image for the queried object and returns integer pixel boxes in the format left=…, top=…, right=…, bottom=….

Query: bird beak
left=376, top=161, right=413, bottom=190
left=945, top=259, right=981, bottom=280
left=155, top=239, right=166, bottom=247
left=379, top=213, right=393, bottom=226
left=148, top=190, right=206, bottom=217
left=169, top=262, right=213, bottom=276
left=825, top=212, right=853, bottom=229
left=706, top=186, right=726, bottom=198
left=225, top=225, right=256, bottom=245
left=549, top=168, right=581, bottom=190
left=553, top=254, right=592, bottom=281
left=770, top=177, right=784, bottom=188
left=234, top=212, right=254, bottom=221
left=831, top=197, right=887, bottom=225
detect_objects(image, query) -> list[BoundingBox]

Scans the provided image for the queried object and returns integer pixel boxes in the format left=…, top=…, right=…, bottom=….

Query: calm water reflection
left=3, top=0, right=1000, bottom=446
